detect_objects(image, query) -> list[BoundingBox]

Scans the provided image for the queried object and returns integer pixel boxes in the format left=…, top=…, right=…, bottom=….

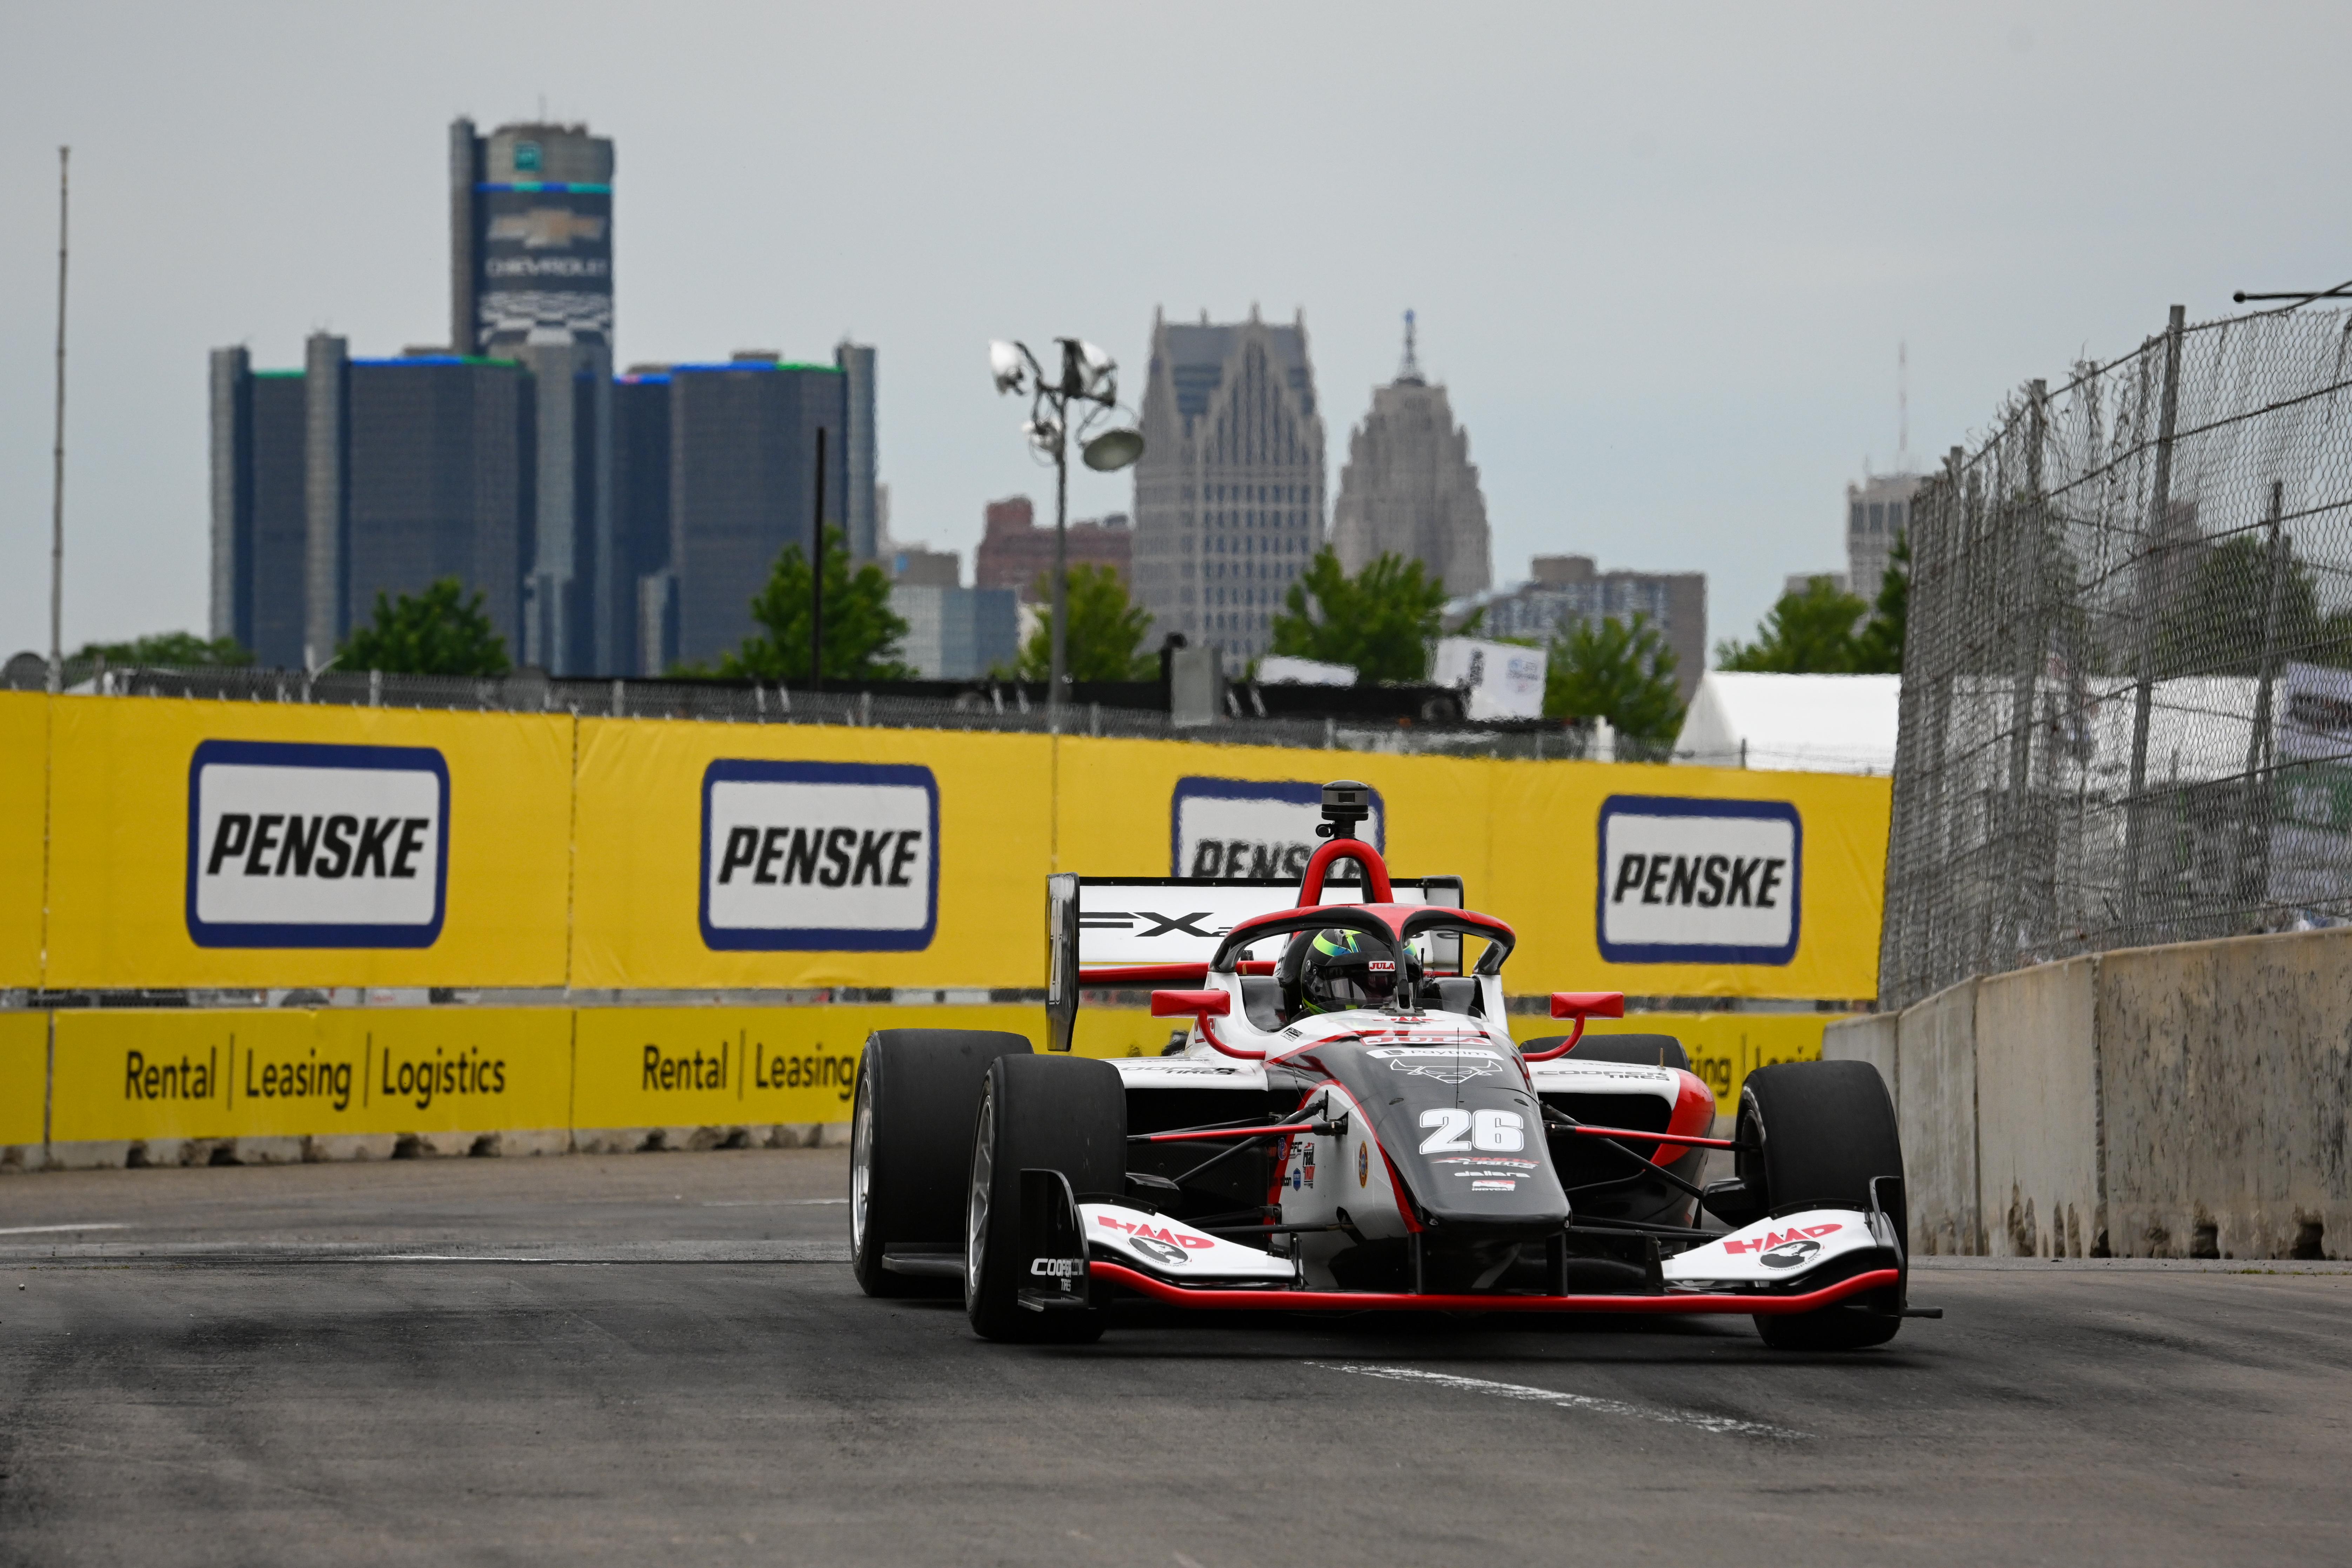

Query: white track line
left=1307, top=1362, right=1804, bottom=1439
left=700, top=1198, right=848, bottom=1207
left=0, top=1223, right=129, bottom=1237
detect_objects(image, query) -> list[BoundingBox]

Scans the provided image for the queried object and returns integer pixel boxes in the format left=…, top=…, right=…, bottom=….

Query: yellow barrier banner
left=1484, top=760, right=1890, bottom=1000
left=48, top=1008, right=573, bottom=1143
left=572, top=1004, right=1048, bottom=1130
left=0, top=1011, right=45, bottom=1146
left=1053, top=739, right=1887, bottom=1000
left=43, top=697, right=574, bottom=989
left=0, top=693, right=44, bottom=987
left=569, top=719, right=1055, bottom=990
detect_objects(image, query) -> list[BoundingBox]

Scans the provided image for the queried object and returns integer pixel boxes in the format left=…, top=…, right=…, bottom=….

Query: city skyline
left=5, top=6, right=2348, bottom=664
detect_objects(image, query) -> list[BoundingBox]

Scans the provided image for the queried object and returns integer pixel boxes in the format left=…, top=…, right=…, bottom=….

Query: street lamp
left=989, top=337, right=1144, bottom=728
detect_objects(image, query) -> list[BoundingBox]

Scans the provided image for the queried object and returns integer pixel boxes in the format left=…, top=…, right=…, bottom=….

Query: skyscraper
left=1130, top=308, right=1325, bottom=663
left=211, top=339, right=534, bottom=666
left=1846, top=471, right=1920, bottom=602
left=835, top=341, right=880, bottom=562
left=450, top=118, right=615, bottom=675
left=1330, top=313, right=1492, bottom=599
left=664, top=355, right=849, bottom=670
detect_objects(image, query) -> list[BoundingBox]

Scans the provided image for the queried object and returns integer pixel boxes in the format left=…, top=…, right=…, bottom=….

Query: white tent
left=1673, top=671, right=1901, bottom=775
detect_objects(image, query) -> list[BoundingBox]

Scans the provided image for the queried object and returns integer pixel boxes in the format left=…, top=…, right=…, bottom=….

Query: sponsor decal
left=1759, top=1238, right=1821, bottom=1269
left=700, top=760, right=938, bottom=951
left=1358, top=1143, right=1370, bottom=1187
left=1723, top=1222, right=1842, bottom=1256
left=1096, top=1214, right=1214, bottom=1251
left=1029, top=1257, right=1084, bottom=1279
left=1471, top=1179, right=1518, bottom=1192
left=1596, top=795, right=1802, bottom=966
left=1170, top=777, right=1385, bottom=882
left=1372, top=1045, right=1504, bottom=1085
left=1434, top=1156, right=1538, bottom=1170
left=185, top=739, right=450, bottom=949
left=1130, top=1236, right=1189, bottom=1267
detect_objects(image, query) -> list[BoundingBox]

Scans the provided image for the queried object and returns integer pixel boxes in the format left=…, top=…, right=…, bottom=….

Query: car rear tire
left=1736, top=1059, right=1905, bottom=1351
left=850, top=1029, right=1032, bottom=1298
left=965, top=1054, right=1126, bottom=1343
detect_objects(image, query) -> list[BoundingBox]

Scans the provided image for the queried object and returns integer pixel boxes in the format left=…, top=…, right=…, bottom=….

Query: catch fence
left=1883, top=299, right=2352, bottom=1007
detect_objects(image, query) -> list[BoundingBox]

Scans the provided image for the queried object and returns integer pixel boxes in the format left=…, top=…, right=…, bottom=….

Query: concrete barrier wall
left=1842, top=925, right=2352, bottom=1260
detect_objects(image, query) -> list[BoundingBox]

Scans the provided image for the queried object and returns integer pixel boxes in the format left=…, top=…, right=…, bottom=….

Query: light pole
left=990, top=337, right=1143, bottom=728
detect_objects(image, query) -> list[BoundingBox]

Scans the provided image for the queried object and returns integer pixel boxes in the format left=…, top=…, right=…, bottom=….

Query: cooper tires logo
left=185, top=739, right=449, bottom=949
left=1596, top=795, right=1800, bottom=965
left=700, top=759, right=939, bottom=952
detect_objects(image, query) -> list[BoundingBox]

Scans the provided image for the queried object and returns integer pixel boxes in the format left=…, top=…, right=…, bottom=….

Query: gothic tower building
left=1130, top=308, right=1326, bottom=663
left=1330, top=313, right=1492, bottom=599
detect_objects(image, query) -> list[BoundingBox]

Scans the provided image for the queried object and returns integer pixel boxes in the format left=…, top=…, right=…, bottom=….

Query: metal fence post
left=2120, top=304, right=2187, bottom=939
left=2239, top=478, right=2288, bottom=915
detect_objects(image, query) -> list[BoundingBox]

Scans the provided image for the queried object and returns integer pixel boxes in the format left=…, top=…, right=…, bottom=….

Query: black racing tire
left=965, top=1054, right=1126, bottom=1343
left=1737, top=1059, right=1905, bottom=1351
left=850, top=1029, right=1032, bottom=1298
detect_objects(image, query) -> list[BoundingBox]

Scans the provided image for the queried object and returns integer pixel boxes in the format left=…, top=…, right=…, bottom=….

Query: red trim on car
left=1565, top=1125, right=1736, bottom=1152
left=1089, top=1262, right=1903, bottom=1315
left=1082, top=961, right=1274, bottom=985
left=1198, top=1016, right=1266, bottom=1062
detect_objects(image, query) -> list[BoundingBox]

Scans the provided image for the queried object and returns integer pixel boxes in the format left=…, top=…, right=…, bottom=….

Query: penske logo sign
left=1596, top=795, right=1800, bottom=965
left=185, top=740, right=449, bottom=948
left=699, top=759, right=939, bottom=951
left=1170, top=776, right=1384, bottom=880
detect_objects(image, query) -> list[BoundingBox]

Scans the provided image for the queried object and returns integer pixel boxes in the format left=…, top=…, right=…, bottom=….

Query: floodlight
left=1024, top=416, right=1063, bottom=451
left=989, top=340, right=1027, bottom=394
left=1078, top=340, right=1116, bottom=396
left=1082, top=427, right=1145, bottom=472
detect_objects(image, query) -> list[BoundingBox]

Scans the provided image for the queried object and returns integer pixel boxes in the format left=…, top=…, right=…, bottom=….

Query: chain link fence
left=0, top=657, right=1599, bottom=763
left=1883, top=299, right=2352, bottom=1007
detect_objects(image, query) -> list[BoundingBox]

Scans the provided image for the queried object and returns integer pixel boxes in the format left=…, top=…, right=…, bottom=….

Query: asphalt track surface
left=5, top=1151, right=2351, bottom=1566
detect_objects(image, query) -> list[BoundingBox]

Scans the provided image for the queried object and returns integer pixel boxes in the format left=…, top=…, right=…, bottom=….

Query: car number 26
left=1417, top=1107, right=1526, bottom=1154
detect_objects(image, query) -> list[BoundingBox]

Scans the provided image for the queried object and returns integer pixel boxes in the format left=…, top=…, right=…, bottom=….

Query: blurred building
left=1330, top=313, right=1492, bottom=598
left=836, top=341, right=880, bottom=562
left=1131, top=309, right=1326, bottom=664
left=614, top=368, right=676, bottom=675
left=663, top=354, right=848, bottom=670
left=210, top=337, right=534, bottom=668
left=1464, top=555, right=1707, bottom=703
left=1846, top=471, right=1920, bottom=601
left=975, top=496, right=1134, bottom=602
left=887, top=546, right=961, bottom=588
left=889, top=584, right=1020, bottom=679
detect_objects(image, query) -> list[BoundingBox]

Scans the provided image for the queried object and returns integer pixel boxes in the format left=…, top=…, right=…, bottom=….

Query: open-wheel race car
left=850, top=780, right=1932, bottom=1350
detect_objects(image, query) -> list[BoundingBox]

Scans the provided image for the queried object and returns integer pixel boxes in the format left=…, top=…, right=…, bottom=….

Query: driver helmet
left=1279, top=928, right=1417, bottom=1019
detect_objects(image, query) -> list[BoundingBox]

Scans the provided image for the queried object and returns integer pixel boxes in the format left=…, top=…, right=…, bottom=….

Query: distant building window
left=515, top=141, right=542, bottom=173
left=1868, top=502, right=1885, bottom=534
left=1850, top=502, right=1865, bottom=533
left=1888, top=501, right=1905, bottom=532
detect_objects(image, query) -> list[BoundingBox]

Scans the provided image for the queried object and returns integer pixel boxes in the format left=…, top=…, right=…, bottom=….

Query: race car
left=850, top=779, right=1928, bottom=1350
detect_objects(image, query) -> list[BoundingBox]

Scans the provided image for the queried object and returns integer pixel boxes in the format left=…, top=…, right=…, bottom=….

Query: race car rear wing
left=1044, top=872, right=1463, bottom=1051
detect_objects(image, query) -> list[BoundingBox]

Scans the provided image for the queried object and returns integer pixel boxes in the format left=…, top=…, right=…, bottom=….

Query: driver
left=1277, top=928, right=1419, bottom=1021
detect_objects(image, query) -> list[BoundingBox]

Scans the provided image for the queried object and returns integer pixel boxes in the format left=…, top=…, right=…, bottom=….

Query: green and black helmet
left=1278, top=927, right=1417, bottom=1019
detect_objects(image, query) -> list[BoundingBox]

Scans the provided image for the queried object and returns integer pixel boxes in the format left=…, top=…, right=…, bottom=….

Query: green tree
left=73, top=631, right=253, bottom=668
left=1849, top=534, right=1910, bottom=675
left=1716, top=575, right=1872, bottom=673
left=1012, top=564, right=1157, bottom=681
left=1269, top=549, right=1450, bottom=683
left=338, top=577, right=510, bottom=676
left=711, top=525, right=911, bottom=681
left=2151, top=534, right=2323, bottom=678
left=1545, top=612, right=1685, bottom=750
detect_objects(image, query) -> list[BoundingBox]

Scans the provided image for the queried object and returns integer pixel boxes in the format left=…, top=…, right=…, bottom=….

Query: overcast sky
left=5, top=2, right=2348, bottom=664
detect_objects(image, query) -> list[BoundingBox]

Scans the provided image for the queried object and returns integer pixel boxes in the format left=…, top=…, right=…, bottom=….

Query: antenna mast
left=1897, top=340, right=1911, bottom=472
left=48, top=146, right=69, bottom=693
left=1398, top=309, right=1423, bottom=383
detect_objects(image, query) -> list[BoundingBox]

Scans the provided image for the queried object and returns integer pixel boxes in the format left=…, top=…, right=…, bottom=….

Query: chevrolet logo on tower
left=699, top=759, right=940, bottom=951
left=185, top=739, right=450, bottom=948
